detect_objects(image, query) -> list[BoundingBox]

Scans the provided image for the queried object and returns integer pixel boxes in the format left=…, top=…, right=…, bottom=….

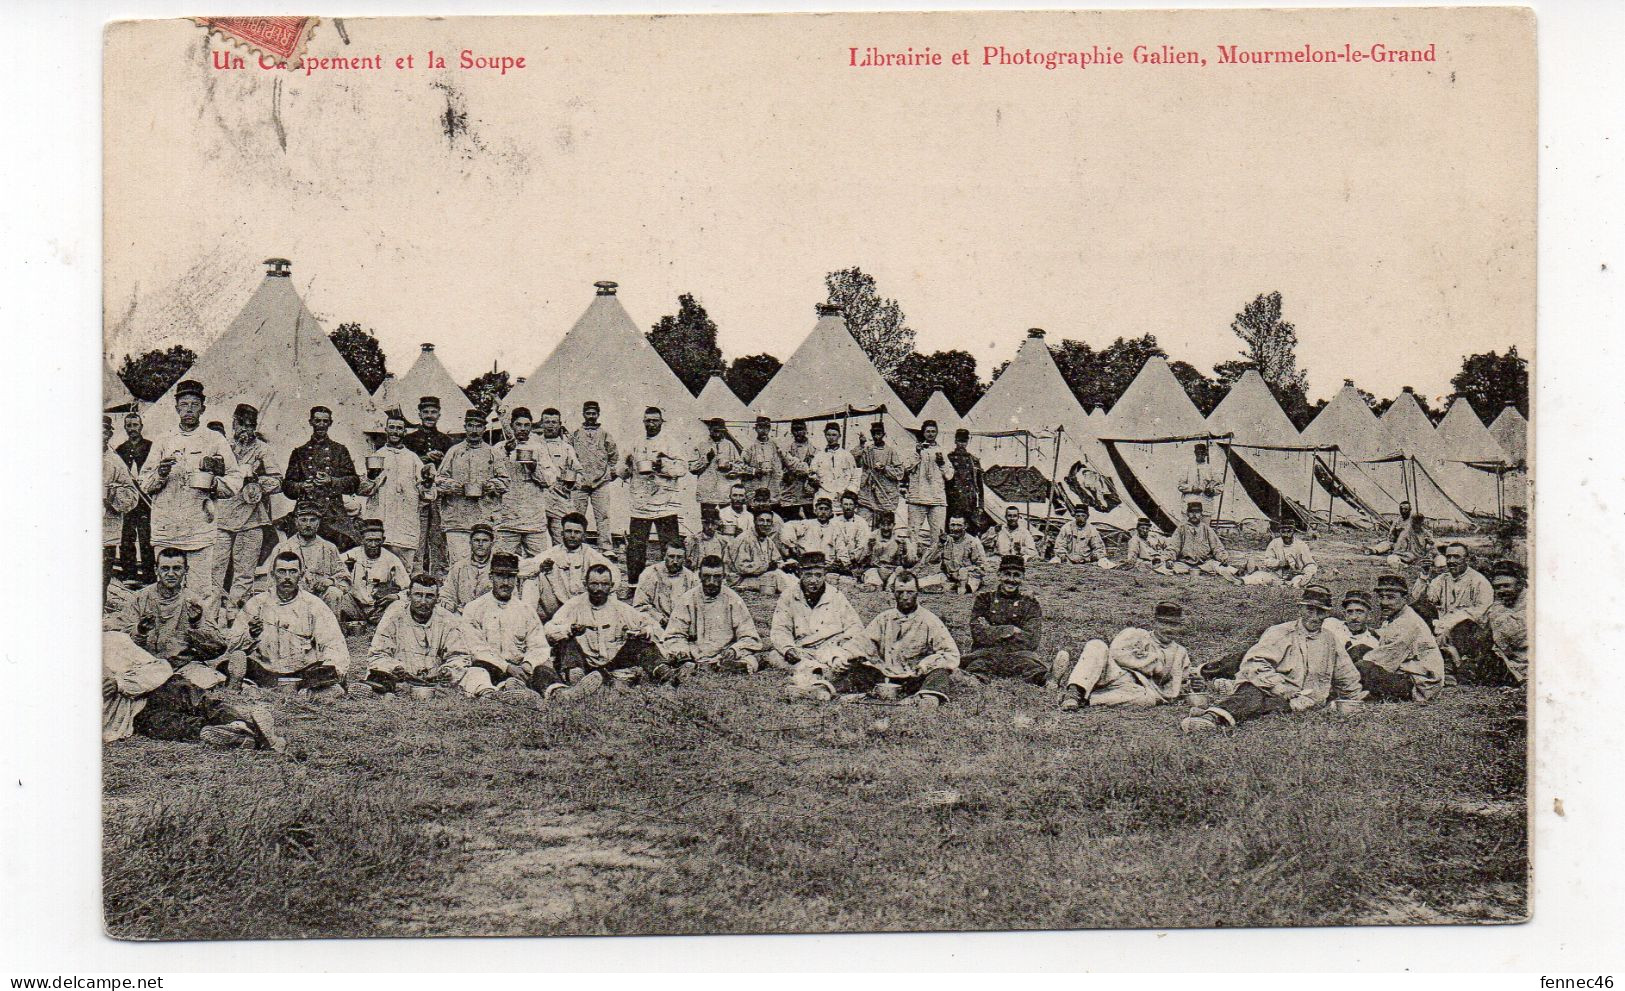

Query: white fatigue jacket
left=1484, top=592, right=1528, bottom=683
left=1103, top=627, right=1190, bottom=702
left=717, top=503, right=754, bottom=539
left=691, top=435, right=745, bottom=506
left=727, top=531, right=784, bottom=579
left=1171, top=522, right=1227, bottom=564
left=1362, top=606, right=1447, bottom=702
left=923, top=534, right=986, bottom=577
left=809, top=446, right=860, bottom=507
left=904, top=444, right=955, bottom=506
left=740, top=437, right=788, bottom=505
left=868, top=532, right=916, bottom=570
left=463, top=591, right=551, bottom=672
left=103, top=448, right=137, bottom=546
left=543, top=593, right=661, bottom=665
left=854, top=440, right=907, bottom=513
left=502, top=434, right=578, bottom=532
left=632, top=565, right=699, bottom=627
left=214, top=436, right=283, bottom=533
left=362, top=444, right=427, bottom=550
left=828, top=514, right=873, bottom=566
left=1125, top=531, right=1168, bottom=563
left=337, top=547, right=410, bottom=608
left=103, top=631, right=178, bottom=743
left=1052, top=521, right=1107, bottom=563
left=786, top=518, right=837, bottom=558
left=520, top=543, right=620, bottom=604
left=569, top=424, right=619, bottom=491
left=140, top=426, right=245, bottom=550
left=1257, top=537, right=1315, bottom=574
left=440, top=557, right=493, bottom=613
left=270, top=534, right=345, bottom=594
left=662, top=585, right=762, bottom=659
left=1424, top=568, right=1494, bottom=631
left=435, top=441, right=508, bottom=532
left=231, top=589, right=351, bottom=676
left=856, top=606, right=960, bottom=679
left=769, top=583, right=864, bottom=657
left=1239, top=619, right=1363, bottom=706
left=625, top=434, right=691, bottom=519
left=1324, top=618, right=1380, bottom=653
left=368, top=601, right=472, bottom=676
left=993, top=524, right=1040, bottom=562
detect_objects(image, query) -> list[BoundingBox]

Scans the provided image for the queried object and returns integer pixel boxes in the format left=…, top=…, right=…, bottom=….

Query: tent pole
left=1046, top=426, right=1064, bottom=526
left=1213, top=436, right=1230, bottom=523
left=1328, top=449, right=1339, bottom=527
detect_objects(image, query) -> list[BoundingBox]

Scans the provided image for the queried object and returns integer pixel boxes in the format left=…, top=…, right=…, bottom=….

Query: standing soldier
left=742, top=416, right=787, bottom=514
left=854, top=420, right=906, bottom=527
left=569, top=399, right=621, bottom=552
left=282, top=405, right=361, bottom=551
left=116, top=411, right=156, bottom=585
left=361, top=408, right=430, bottom=573
left=623, top=406, right=691, bottom=585
left=436, top=409, right=509, bottom=564
left=499, top=406, right=574, bottom=556
left=809, top=422, right=860, bottom=510
left=945, top=428, right=985, bottom=535
left=103, top=416, right=139, bottom=597
left=212, top=403, right=283, bottom=609
left=693, top=417, right=745, bottom=518
left=903, top=420, right=955, bottom=550
left=140, top=380, right=244, bottom=600
left=403, top=395, right=454, bottom=574
left=779, top=419, right=818, bottom=521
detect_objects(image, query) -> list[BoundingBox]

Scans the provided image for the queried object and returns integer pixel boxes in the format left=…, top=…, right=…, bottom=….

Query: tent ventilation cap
left=815, top=303, right=842, bottom=316
left=263, top=258, right=292, bottom=278
left=594, top=281, right=619, bottom=296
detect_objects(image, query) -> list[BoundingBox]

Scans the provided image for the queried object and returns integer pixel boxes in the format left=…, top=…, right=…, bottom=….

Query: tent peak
left=1027, top=327, right=1046, bottom=339
left=815, top=302, right=843, bottom=317
left=262, top=258, right=292, bottom=278
left=420, top=342, right=435, bottom=352
left=593, top=280, right=618, bottom=296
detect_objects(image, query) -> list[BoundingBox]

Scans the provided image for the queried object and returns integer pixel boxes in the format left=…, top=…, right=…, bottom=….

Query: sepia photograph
left=96, top=7, right=1533, bottom=942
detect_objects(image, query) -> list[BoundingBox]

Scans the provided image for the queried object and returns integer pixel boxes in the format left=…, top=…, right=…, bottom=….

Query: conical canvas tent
left=964, top=329, right=1137, bottom=530
left=1489, top=406, right=1528, bottom=465
left=1301, top=383, right=1469, bottom=527
left=695, top=372, right=752, bottom=423
left=1382, top=389, right=1500, bottom=519
left=387, top=343, right=474, bottom=429
left=1438, top=398, right=1526, bottom=514
left=103, top=361, right=136, bottom=412
left=1100, top=356, right=1267, bottom=530
left=502, top=281, right=705, bottom=534
left=1207, top=370, right=1376, bottom=529
left=751, top=304, right=918, bottom=436
left=917, top=390, right=963, bottom=436
left=143, top=258, right=379, bottom=517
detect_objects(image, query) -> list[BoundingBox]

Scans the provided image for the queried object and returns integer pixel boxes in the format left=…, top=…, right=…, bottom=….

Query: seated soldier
left=918, top=515, right=988, bottom=593
left=462, top=552, right=603, bottom=703
left=828, top=491, right=874, bottom=576
left=520, top=511, right=619, bottom=620
left=1122, top=517, right=1171, bottom=572
left=775, top=551, right=867, bottom=699
left=544, top=563, right=684, bottom=686
left=1052, top=601, right=1192, bottom=711
left=728, top=508, right=792, bottom=594
left=991, top=505, right=1040, bottom=562
left=1242, top=521, right=1320, bottom=587
left=1418, top=541, right=1495, bottom=682
left=662, top=553, right=766, bottom=673
left=439, top=522, right=497, bottom=614
left=716, top=483, right=754, bottom=539
left=1168, top=501, right=1240, bottom=582
left=1480, top=560, right=1528, bottom=687
left=224, top=550, right=351, bottom=699
left=861, top=511, right=915, bottom=591
left=327, top=518, right=410, bottom=631
left=959, top=554, right=1046, bottom=683
left=103, top=631, right=285, bottom=751
left=364, top=572, right=479, bottom=697
left=1353, top=573, right=1448, bottom=702
left=1049, top=503, right=1116, bottom=569
left=104, top=546, right=231, bottom=677
left=806, top=570, right=959, bottom=707
left=1365, top=502, right=1435, bottom=569
left=1181, top=584, right=1363, bottom=734
left=269, top=500, right=346, bottom=599
left=633, top=541, right=698, bottom=627
left=1323, top=589, right=1381, bottom=655
left=785, top=496, right=839, bottom=563
left=686, top=507, right=731, bottom=570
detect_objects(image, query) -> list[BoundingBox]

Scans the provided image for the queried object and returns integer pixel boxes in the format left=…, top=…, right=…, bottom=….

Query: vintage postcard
left=101, top=8, right=1533, bottom=939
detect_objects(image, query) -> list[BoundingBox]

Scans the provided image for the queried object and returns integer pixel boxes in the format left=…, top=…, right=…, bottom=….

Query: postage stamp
left=192, top=16, right=318, bottom=62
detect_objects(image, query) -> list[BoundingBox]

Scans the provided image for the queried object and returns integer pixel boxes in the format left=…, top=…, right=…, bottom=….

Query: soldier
left=282, top=405, right=360, bottom=551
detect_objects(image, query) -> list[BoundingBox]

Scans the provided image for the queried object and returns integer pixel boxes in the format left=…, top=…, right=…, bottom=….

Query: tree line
left=114, top=273, right=1529, bottom=428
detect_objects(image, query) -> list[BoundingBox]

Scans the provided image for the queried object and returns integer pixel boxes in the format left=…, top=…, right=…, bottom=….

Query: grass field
left=102, top=537, right=1528, bottom=939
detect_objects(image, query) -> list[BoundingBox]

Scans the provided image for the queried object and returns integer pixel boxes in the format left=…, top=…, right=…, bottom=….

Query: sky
left=104, top=9, right=1534, bottom=406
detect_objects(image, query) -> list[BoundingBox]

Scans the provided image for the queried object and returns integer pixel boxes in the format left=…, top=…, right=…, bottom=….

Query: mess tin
left=187, top=470, right=215, bottom=490
left=462, top=480, right=485, bottom=498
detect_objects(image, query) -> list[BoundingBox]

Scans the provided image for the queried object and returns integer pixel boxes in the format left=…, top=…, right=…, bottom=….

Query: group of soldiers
left=101, top=380, right=1529, bottom=750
